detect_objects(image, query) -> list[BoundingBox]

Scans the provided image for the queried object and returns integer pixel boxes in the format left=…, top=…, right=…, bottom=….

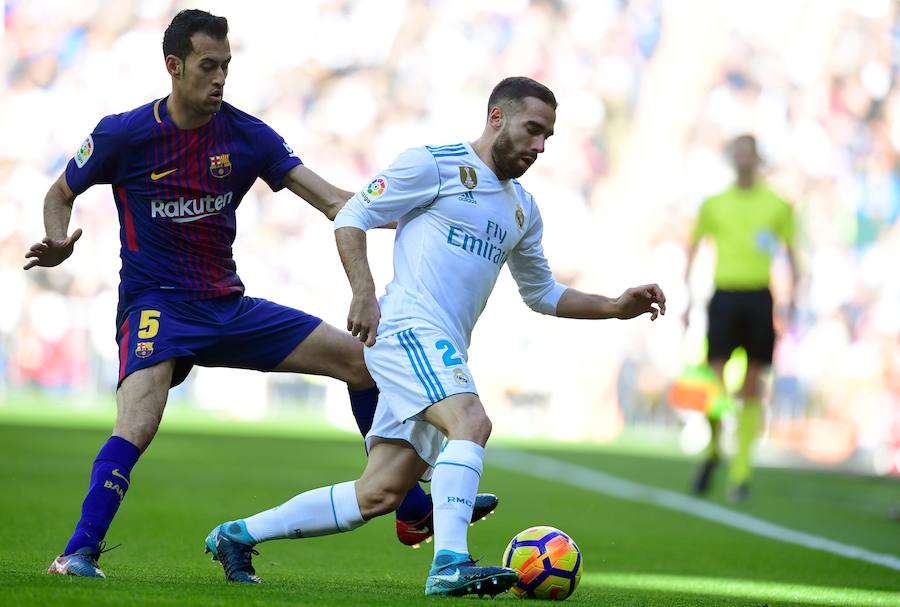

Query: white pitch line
left=489, top=449, right=900, bottom=572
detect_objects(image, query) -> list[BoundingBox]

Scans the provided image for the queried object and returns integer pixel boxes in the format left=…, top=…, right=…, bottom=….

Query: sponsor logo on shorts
left=453, top=368, right=469, bottom=385
left=74, top=135, right=94, bottom=168
left=135, top=341, right=154, bottom=358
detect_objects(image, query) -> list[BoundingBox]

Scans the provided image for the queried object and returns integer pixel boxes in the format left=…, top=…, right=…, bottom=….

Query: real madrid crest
left=515, top=204, right=525, bottom=230
left=453, top=368, right=469, bottom=385
left=459, top=166, right=478, bottom=190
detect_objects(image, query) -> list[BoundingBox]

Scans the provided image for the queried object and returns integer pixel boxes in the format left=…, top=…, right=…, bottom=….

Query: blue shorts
left=115, top=294, right=323, bottom=387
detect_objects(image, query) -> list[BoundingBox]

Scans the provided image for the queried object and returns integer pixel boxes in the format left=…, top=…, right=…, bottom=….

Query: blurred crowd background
left=2, top=0, right=898, bottom=475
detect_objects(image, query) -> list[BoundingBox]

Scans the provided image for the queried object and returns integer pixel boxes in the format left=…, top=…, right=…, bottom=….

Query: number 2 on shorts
left=436, top=339, right=462, bottom=366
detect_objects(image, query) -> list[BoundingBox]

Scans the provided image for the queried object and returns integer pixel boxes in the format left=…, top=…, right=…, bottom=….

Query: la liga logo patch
left=74, top=135, right=94, bottom=168
left=366, top=177, right=387, bottom=197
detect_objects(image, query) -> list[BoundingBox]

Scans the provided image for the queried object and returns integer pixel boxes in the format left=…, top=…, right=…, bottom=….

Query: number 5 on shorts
left=138, top=310, right=161, bottom=339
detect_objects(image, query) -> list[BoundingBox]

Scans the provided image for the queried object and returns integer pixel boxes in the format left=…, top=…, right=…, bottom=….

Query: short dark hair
left=732, top=134, right=757, bottom=148
left=162, top=9, right=228, bottom=60
left=729, top=133, right=759, bottom=157
left=487, top=77, right=557, bottom=114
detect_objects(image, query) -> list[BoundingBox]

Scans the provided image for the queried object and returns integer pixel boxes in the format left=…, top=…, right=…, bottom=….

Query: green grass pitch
left=0, top=418, right=898, bottom=606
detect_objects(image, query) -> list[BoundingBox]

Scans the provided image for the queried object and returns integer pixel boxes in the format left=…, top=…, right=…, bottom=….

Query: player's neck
left=470, top=136, right=503, bottom=180
left=166, top=93, right=214, bottom=130
left=736, top=173, right=756, bottom=190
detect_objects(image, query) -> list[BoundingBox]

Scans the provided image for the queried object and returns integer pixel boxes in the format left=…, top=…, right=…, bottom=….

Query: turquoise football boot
left=425, top=550, right=518, bottom=597
left=205, top=520, right=261, bottom=584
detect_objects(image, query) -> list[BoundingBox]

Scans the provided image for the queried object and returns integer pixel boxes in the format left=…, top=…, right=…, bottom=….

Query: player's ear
left=165, top=55, right=183, bottom=79
left=488, top=106, right=504, bottom=130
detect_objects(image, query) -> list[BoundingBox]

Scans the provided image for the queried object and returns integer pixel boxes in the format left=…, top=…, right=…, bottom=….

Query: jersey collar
left=462, top=142, right=503, bottom=183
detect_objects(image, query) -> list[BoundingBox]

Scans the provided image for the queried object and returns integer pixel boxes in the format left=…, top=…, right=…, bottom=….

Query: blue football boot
left=424, top=550, right=518, bottom=597
left=205, top=520, right=261, bottom=584
left=47, top=545, right=106, bottom=578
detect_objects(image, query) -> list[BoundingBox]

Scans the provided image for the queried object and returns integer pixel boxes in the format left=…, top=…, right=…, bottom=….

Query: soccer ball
left=502, top=526, right=582, bottom=600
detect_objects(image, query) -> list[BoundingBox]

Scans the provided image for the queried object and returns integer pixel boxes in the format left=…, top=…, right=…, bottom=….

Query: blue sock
left=347, top=386, right=434, bottom=522
left=63, top=436, right=140, bottom=555
left=348, top=386, right=379, bottom=436
left=397, top=482, right=432, bottom=522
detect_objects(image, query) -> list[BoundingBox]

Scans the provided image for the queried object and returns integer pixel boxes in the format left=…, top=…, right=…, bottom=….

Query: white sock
left=244, top=480, right=365, bottom=543
left=431, top=440, right=484, bottom=557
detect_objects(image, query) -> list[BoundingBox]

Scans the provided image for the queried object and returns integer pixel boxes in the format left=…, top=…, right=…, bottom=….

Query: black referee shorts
left=707, top=288, right=775, bottom=364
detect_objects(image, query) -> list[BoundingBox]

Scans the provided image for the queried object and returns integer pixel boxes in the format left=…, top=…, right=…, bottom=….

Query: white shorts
left=364, top=325, right=478, bottom=477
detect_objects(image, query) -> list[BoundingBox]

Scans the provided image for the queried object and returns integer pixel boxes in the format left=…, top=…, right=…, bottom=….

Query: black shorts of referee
left=707, top=288, right=775, bottom=364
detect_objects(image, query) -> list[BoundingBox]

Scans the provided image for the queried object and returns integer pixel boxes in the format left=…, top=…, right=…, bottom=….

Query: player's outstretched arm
left=335, top=226, right=381, bottom=346
left=283, top=165, right=355, bottom=221
left=23, top=173, right=82, bottom=270
left=556, top=284, right=666, bottom=321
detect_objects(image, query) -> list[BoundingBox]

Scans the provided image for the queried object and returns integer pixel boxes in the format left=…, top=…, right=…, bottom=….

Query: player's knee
left=346, top=355, right=375, bottom=390
left=356, top=481, right=406, bottom=518
left=450, top=404, right=492, bottom=445
left=471, top=412, right=492, bottom=444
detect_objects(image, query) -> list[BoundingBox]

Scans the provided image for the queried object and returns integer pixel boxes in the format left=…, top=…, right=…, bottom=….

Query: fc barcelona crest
left=209, top=153, right=232, bottom=178
left=135, top=342, right=154, bottom=359
left=515, top=204, right=525, bottom=230
left=459, top=166, right=478, bottom=190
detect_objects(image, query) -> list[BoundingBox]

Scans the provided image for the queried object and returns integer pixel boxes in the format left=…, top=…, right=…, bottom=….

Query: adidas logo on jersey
left=457, top=191, right=477, bottom=204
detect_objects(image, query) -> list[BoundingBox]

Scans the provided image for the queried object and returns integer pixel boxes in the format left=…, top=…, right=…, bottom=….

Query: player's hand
left=615, top=283, right=666, bottom=321
left=347, top=291, right=381, bottom=347
left=23, top=229, right=83, bottom=270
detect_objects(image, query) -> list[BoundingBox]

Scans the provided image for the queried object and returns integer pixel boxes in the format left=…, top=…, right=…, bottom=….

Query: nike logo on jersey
left=431, top=569, right=461, bottom=583
left=151, top=168, right=178, bottom=180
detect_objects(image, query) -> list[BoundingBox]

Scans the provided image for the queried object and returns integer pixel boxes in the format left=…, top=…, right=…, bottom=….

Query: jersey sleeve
left=256, top=123, right=303, bottom=192
left=507, top=198, right=568, bottom=316
left=64, top=115, right=125, bottom=195
left=334, top=147, right=440, bottom=231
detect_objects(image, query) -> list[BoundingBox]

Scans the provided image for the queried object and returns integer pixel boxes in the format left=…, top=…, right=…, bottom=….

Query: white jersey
left=334, top=142, right=566, bottom=357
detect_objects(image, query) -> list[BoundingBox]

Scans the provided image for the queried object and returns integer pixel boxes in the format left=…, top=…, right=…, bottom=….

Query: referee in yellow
left=686, top=134, right=798, bottom=502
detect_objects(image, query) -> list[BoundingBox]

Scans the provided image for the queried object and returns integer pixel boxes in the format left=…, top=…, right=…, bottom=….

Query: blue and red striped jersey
left=65, top=97, right=302, bottom=307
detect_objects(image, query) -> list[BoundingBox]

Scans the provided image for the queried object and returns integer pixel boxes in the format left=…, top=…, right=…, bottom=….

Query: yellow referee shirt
left=692, top=183, right=795, bottom=290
